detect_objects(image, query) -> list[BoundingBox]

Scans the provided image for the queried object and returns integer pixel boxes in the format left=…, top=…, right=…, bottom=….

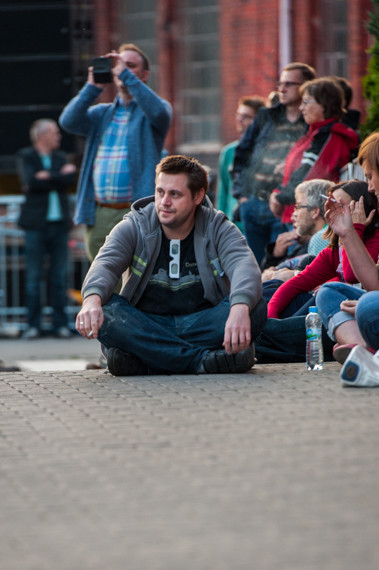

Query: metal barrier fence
left=0, top=195, right=90, bottom=336
left=0, top=161, right=366, bottom=337
left=339, top=159, right=365, bottom=181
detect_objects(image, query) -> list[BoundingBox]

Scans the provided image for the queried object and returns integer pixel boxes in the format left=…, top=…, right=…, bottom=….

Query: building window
left=117, top=0, right=158, bottom=90
left=176, top=0, right=220, bottom=153
left=317, top=0, right=348, bottom=77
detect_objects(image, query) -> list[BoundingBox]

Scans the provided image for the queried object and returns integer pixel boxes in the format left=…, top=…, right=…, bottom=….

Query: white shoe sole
left=340, top=346, right=379, bottom=387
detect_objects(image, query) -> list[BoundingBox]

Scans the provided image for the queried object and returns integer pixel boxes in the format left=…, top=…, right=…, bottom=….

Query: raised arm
left=325, top=195, right=379, bottom=291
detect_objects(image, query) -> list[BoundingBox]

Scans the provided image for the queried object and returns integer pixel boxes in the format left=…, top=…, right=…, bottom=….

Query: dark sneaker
left=201, top=343, right=256, bottom=374
left=107, top=347, right=151, bottom=376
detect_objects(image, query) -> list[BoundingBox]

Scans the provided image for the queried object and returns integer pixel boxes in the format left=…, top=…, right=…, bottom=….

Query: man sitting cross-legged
left=76, top=155, right=267, bottom=376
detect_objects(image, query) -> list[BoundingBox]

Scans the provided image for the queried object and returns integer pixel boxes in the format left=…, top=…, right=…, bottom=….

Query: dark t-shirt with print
left=136, top=228, right=214, bottom=315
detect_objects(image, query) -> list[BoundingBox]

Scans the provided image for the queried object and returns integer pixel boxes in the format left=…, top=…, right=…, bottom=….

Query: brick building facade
left=89, top=0, right=372, bottom=167
left=0, top=0, right=373, bottom=179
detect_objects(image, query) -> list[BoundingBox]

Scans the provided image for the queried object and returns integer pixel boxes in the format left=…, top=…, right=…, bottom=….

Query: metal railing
left=339, top=159, right=365, bottom=182
left=0, top=195, right=90, bottom=336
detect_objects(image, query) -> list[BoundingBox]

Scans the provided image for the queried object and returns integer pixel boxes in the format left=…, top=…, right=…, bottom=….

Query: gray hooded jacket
left=82, top=196, right=262, bottom=310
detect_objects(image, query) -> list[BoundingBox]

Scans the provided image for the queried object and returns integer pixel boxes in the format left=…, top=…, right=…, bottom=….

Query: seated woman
left=316, top=132, right=379, bottom=384
left=269, top=77, right=359, bottom=224
left=267, top=179, right=379, bottom=320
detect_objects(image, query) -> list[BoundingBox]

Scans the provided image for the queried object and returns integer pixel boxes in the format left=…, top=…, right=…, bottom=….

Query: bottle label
left=306, top=327, right=321, bottom=340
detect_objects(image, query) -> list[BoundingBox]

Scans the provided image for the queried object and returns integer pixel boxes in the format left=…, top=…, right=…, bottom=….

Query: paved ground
left=0, top=348, right=378, bottom=570
left=1, top=335, right=101, bottom=371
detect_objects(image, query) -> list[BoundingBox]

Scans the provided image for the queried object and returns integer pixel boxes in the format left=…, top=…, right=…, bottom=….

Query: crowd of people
left=15, top=42, right=379, bottom=385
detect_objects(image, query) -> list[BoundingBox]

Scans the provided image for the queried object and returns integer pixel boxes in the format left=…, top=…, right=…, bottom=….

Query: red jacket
left=274, top=118, right=359, bottom=223
left=267, top=224, right=379, bottom=318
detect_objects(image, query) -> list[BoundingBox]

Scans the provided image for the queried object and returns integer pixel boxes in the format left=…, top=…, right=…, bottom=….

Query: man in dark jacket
left=231, top=62, right=316, bottom=266
left=17, top=119, right=77, bottom=339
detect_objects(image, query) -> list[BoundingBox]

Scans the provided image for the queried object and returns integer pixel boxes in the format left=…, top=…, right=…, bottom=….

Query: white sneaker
left=340, top=346, right=379, bottom=387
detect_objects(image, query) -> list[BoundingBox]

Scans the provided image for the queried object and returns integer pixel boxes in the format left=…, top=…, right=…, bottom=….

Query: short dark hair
left=300, top=77, right=344, bottom=120
left=117, top=43, right=150, bottom=71
left=155, top=155, right=209, bottom=197
left=238, top=95, right=266, bottom=114
left=324, top=179, right=379, bottom=247
left=282, top=62, right=316, bottom=82
left=332, top=76, right=353, bottom=108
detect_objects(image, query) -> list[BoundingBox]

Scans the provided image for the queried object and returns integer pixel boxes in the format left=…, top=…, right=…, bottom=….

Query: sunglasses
left=169, top=239, right=180, bottom=279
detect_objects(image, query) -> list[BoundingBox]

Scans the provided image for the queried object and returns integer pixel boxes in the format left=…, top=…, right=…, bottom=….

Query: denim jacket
left=59, top=68, right=172, bottom=225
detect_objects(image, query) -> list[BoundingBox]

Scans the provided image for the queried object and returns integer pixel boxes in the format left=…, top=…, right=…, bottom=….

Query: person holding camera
left=59, top=43, right=172, bottom=261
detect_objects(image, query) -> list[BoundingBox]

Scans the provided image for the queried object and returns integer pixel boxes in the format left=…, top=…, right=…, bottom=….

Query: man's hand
left=35, top=170, right=50, bottom=180
left=261, top=267, right=276, bottom=282
left=105, top=51, right=126, bottom=77
left=223, top=303, right=251, bottom=354
left=76, top=294, right=104, bottom=340
left=87, top=65, right=108, bottom=88
left=60, top=163, right=76, bottom=175
left=272, top=229, right=297, bottom=257
left=269, top=192, right=284, bottom=218
left=262, top=267, right=294, bottom=283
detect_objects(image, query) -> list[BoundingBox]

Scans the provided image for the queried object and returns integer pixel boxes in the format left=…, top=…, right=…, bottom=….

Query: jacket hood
left=330, top=121, right=359, bottom=150
left=311, top=118, right=359, bottom=150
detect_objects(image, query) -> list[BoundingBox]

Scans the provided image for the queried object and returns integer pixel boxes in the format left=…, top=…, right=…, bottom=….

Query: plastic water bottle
left=305, top=306, right=323, bottom=371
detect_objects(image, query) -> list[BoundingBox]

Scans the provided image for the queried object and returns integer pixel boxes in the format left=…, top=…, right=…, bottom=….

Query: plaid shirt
left=93, top=100, right=132, bottom=203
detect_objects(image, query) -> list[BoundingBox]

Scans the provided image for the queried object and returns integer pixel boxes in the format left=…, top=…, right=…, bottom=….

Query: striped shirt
left=93, top=100, right=132, bottom=203
left=245, top=112, right=305, bottom=200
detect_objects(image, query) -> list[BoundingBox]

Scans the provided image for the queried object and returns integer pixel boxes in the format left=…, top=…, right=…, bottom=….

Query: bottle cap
left=309, top=306, right=318, bottom=313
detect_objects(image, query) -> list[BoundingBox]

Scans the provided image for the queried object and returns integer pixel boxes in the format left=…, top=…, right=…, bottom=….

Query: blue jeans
left=316, top=282, right=379, bottom=350
left=262, top=279, right=313, bottom=317
left=255, top=315, right=335, bottom=363
left=98, top=294, right=267, bottom=374
left=24, top=223, right=69, bottom=329
left=240, top=196, right=287, bottom=266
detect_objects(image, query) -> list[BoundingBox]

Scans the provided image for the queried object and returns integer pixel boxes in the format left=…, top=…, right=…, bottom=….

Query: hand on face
left=324, top=194, right=352, bottom=238
left=350, top=195, right=376, bottom=227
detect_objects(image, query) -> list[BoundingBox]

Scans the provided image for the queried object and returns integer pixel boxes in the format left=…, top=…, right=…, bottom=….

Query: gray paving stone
left=0, top=362, right=378, bottom=570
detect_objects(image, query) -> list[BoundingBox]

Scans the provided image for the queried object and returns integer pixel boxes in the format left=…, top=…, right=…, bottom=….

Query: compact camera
left=92, top=57, right=113, bottom=84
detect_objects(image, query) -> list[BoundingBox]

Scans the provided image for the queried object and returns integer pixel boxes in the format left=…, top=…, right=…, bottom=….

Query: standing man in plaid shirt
left=60, top=43, right=172, bottom=261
